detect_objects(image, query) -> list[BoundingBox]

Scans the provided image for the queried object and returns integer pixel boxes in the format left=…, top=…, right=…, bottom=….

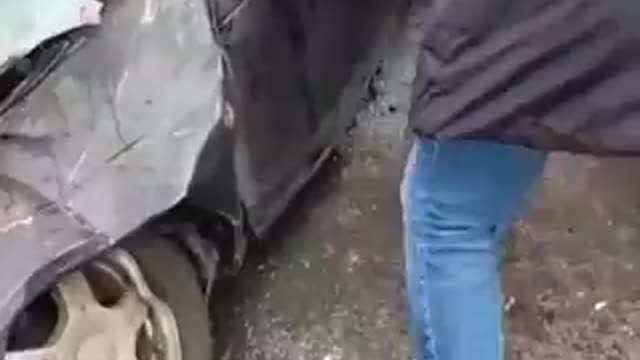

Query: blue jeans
left=401, top=138, right=546, bottom=360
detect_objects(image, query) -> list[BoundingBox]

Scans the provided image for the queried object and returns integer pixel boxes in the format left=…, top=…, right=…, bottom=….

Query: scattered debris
left=366, top=61, right=386, bottom=101
left=594, top=301, right=608, bottom=312
left=323, top=242, right=336, bottom=259
left=346, top=249, right=362, bottom=273
left=504, top=296, right=517, bottom=313
left=300, top=259, right=311, bottom=269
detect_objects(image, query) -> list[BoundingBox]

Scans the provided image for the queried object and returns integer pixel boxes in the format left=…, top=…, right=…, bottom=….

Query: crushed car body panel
left=0, top=176, right=111, bottom=331
left=0, top=0, right=223, bottom=240
left=0, top=0, right=223, bottom=335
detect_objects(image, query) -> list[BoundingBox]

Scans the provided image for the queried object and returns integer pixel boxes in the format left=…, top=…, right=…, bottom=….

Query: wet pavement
left=212, top=11, right=640, bottom=360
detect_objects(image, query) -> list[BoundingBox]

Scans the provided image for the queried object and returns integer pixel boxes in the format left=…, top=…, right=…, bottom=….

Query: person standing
left=402, top=0, right=640, bottom=359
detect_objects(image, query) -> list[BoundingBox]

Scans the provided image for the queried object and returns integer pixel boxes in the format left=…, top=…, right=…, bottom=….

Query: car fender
left=0, top=0, right=225, bottom=345
left=0, top=176, right=111, bottom=334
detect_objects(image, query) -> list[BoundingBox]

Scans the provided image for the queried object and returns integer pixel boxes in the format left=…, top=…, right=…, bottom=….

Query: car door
left=212, top=0, right=394, bottom=234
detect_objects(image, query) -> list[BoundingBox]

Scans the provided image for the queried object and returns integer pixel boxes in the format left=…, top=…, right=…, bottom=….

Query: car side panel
left=213, top=0, right=396, bottom=234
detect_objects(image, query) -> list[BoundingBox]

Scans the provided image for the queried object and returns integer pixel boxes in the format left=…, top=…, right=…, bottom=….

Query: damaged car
left=0, top=0, right=395, bottom=359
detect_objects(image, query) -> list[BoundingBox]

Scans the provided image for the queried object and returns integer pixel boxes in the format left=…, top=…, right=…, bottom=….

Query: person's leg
left=401, top=138, right=546, bottom=360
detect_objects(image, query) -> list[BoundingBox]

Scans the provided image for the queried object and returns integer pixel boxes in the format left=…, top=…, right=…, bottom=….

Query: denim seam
left=421, top=141, right=440, bottom=360
left=401, top=144, right=418, bottom=210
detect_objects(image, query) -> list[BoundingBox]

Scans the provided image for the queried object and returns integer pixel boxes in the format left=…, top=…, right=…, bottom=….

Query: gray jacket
left=410, top=0, right=640, bottom=156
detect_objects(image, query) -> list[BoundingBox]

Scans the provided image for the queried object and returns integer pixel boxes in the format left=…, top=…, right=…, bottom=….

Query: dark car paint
left=0, top=0, right=402, bottom=353
left=209, top=0, right=395, bottom=234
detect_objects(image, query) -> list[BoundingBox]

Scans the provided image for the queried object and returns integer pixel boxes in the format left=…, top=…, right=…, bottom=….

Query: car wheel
left=6, top=235, right=214, bottom=360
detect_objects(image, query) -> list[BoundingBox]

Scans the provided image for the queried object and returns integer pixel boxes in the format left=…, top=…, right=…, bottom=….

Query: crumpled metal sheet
left=0, top=176, right=111, bottom=332
left=0, top=0, right=223, bottom=240
left=0, top=0, right=102, bottom=68
left=0, top=0, right=223, bottom=333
